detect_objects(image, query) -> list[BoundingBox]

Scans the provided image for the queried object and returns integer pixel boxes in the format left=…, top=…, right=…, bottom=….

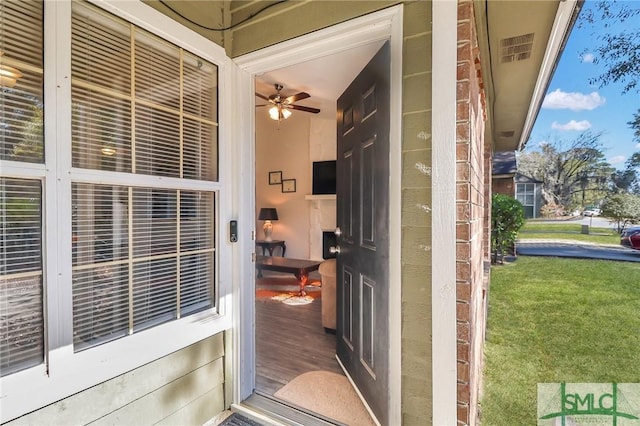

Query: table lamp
left=258, top=208, right=278, bottom=241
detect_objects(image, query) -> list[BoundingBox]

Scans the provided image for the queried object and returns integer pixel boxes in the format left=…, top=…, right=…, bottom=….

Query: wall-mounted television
left=312, top=160, right=336, bottom=195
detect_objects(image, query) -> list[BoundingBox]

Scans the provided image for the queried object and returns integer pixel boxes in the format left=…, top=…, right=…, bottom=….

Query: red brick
left=456, top=301, right=470, bottom=322
left=457, top=281, right=470, bottom=298
left=457, top=122, right=470, bottom=143
left=456, top=143, right=470, bottom=162
left=457, top=183, right=470, bottom=202
left=457, top=102, right=470, bottom=122
left=457, top=61, right=471, bottom=81
left=457, top=20, right=472, bottom=42
left=457, top=403, right=469, bottom=425
left=456, top=162, right=470, bottom=181
left=457, top=223, right=470, bottom=241
left=457, top=320, right=470, bottom=341
left=457, top=80, right=470, bottom=101
left=456, top=241, right=470, bottom=261
left=458, top=361, right=470, bottom=383
left=458, top=2, right=472, bottom=21
left=456, top=262, right=470, bottom=281
left=457, top=382, right=470, bottom=402
left=457, top=341, right=470, bottom=362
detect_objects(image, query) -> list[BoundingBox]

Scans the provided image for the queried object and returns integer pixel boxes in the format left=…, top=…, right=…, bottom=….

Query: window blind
left=0, top=0, right=44, bottom=163
left=70, top=2, right=218, bottom=352
left=0, top=178, right=44, bottom=376
left=0, top=0, right=44, bottom=377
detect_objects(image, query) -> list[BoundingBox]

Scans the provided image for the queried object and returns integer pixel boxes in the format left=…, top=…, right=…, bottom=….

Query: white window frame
left=0, top=1, right=235, bottom=421
left=516, top=183, right=535, bottom=206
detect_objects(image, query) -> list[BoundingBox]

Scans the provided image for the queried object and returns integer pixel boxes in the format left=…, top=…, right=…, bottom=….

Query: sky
left=528, top=0, right=640, bottom=169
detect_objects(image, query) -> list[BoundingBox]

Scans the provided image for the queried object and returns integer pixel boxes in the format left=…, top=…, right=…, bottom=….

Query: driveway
left=516, top=240, right=640, bottom=263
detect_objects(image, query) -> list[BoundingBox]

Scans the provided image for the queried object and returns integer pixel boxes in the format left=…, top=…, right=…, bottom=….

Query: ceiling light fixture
left=0, top=52, right=22, bottom=88
left=268, top=105, right=292, bottom=121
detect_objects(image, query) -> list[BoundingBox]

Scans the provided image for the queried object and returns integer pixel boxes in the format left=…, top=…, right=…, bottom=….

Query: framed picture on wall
left=269, top=171, right=282, bottom=185
left=282, top=179, right=296, bottom=193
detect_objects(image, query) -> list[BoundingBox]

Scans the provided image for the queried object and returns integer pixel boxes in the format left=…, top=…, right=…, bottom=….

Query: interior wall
left=255, top=112, right=311, bottom=259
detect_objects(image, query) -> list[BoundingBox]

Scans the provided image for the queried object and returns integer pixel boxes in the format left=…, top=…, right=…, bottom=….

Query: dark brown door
left=335, top=41, right=390, bottom=425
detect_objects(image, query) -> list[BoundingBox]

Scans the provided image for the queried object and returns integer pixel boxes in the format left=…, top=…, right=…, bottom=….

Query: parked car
left=621, top=226, right=640, bottom=251
left=583, top=208, right=601, bottom=217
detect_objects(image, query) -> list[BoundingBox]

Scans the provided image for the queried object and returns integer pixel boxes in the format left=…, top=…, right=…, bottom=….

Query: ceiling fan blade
left=255, top=92, right=270, bottom=101
left=284, top=92, right=310, bottom=104
left=256, top=104, right=269, bottom=107
left=289, top=104, right=320, bottom=114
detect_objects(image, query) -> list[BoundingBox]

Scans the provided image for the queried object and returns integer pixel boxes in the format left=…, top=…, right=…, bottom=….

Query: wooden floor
left=255, top=274, right=344, bottom=396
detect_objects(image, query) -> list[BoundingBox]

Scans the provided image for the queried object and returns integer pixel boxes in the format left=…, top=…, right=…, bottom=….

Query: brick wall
left=492, top=177, right=515, bottom=198
left=456, top=1, right=488, bottom=424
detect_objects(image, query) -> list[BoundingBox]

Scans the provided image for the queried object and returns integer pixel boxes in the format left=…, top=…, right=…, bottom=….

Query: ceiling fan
left=256, top=83, right=320, bottom=125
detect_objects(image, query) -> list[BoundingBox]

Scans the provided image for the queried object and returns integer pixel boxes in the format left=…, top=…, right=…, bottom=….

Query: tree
left=518, top=131, right=613, bottom=209
left=580, top=2, right=640, bottom=94
left=601, top=193, right=640, bottom=233
left=580, top=2, right=640, bottom=191
left=491, top=194, right=524, bottom=264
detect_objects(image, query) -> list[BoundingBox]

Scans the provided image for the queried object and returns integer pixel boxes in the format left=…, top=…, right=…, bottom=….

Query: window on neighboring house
left=70, top=2, right=218, bottom=351
left=0, top=0, right=45, bottom=377
left=1, top=0, right=220, bottom=377
left=516, top=183, right=535, bottom=218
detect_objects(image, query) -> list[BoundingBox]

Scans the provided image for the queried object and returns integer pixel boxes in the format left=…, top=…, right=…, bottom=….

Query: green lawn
left=518, top=221, right=620, bottom=245
left=481, top=257, right=640, bottom=425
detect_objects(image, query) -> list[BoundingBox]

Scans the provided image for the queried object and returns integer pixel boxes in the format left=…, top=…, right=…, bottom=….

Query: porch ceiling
left=475, top=0, right=583, bottom=152
left=148, top=0, right=582, bottom=153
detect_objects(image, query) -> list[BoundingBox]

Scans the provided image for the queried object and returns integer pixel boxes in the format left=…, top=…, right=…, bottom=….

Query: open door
left=335, top=41, right=390, bottom=425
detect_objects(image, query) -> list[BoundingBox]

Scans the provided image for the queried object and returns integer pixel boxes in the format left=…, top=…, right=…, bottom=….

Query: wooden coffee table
left=256, top=256, right=322, bottom=296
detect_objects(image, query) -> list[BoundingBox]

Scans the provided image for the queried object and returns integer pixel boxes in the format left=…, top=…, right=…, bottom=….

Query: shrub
left=491, top=194, right=525, bottom=264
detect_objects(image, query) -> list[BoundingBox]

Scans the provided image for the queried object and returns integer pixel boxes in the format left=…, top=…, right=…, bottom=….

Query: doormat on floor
left=218, top=413, right=265, bottom=426
left=274, top=370, right=376, bottom=426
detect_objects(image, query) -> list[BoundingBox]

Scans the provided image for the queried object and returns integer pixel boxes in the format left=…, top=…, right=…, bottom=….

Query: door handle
left=334, top=227, right=342, bottom=237
left=329, top=245, right=341, bottom=254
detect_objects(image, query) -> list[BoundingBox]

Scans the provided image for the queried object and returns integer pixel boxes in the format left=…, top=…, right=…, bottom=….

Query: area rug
left=256, top=277, right=321, bottom=305
left=273, top=370, right=376, bottom=426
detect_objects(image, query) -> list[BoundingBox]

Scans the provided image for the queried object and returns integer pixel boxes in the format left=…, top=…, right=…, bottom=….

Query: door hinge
left=252, top=252, right=256, bottom=262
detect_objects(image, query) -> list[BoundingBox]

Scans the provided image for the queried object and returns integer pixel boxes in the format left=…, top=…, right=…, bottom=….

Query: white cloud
left=542, top=89, right=606, bottom=111
left=551, top=120, right=592, bottom=131
left=537, top=140, right=550, bottom=148
left=636, top=142, right=640, bottom=149
left=609, top=155, right=626, bottom=165
left=582, top=53, right=595, bottom=63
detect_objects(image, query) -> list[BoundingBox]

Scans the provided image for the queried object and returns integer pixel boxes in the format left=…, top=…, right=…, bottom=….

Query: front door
left=335, top=41, right=390, bottom=425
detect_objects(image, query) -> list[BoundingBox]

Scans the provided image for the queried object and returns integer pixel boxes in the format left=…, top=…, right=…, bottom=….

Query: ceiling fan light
left=282, top=108, right=292, bottom=119
left=268, top=106, right=280, bottom=120
left=0, top=65, right=22, bottom=88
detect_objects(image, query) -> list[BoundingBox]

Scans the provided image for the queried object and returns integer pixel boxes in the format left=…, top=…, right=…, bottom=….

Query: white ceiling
left=254, top=40, right=385, bottom=120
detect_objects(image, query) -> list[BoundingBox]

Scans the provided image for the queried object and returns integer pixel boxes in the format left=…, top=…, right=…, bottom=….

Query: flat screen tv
left=312, top=160, right=336, bottom=195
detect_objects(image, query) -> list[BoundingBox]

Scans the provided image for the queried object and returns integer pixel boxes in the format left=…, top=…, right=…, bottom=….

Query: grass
left=481, top=257, right=640, bottom=425
left=518, top=221, right=620, bottom=245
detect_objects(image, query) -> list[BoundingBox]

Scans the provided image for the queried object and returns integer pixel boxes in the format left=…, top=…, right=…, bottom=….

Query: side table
left=255, top=240, right=286, bottom=257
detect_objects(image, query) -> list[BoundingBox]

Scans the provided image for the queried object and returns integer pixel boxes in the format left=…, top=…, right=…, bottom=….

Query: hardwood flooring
left=255, top=274, right=344, bottom=396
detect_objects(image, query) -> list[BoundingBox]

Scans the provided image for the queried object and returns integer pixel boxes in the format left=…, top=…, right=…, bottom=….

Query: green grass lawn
left=518, top=221, right=620, bottom=245
left=481, top=257, right=640, bottom=425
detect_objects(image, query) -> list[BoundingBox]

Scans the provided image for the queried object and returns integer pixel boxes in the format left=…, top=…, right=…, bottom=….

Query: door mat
left=274, top=370, right=376, bottom=426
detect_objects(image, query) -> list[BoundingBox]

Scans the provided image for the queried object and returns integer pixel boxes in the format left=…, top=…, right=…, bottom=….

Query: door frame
left=232, top=5, right=403, bottom=425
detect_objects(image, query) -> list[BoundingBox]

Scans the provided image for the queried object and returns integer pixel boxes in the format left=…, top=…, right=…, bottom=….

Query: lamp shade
left=258, top=208, right=278, bottom=221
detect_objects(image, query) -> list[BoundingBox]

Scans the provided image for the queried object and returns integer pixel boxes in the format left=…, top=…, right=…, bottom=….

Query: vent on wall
left=499, top=130, right=515, bottom=138
left=500, top=33, right=534, bottom=63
